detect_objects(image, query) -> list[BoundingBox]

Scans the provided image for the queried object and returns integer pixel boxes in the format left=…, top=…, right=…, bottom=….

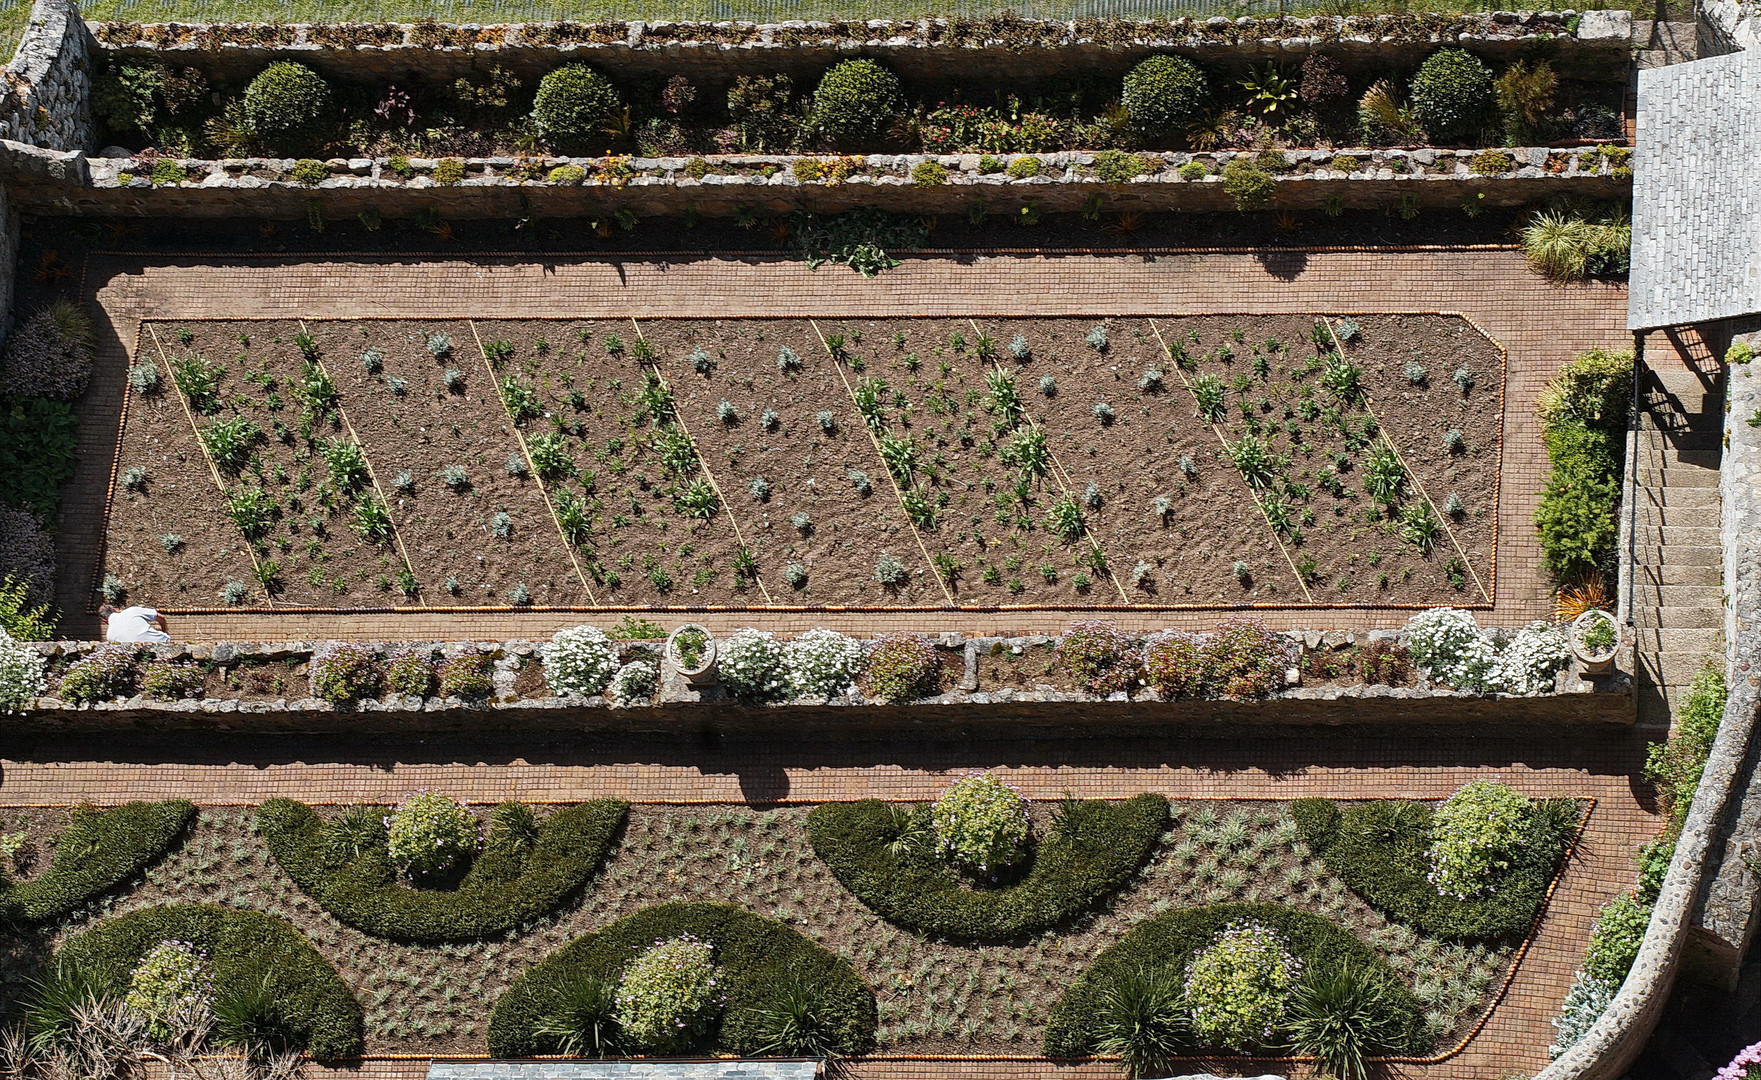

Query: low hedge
left=54, top=903, right=363, bottom=1059
left=1, top=800, right=194, bottom=925
left=1291, top=796, right=1579, bottom=941
left=257, top=798, right=627, bottom=942
left=806, top=794, right=1169, bottom=940
left=1043, top=901, right=1427, bottom=1057
left=488, top=901, right=876, bottom=1057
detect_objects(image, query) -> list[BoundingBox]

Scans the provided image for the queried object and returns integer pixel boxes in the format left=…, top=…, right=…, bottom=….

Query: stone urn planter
left=665, top=623, right=717, bottom=684
left=1570, top=609, right=1620, bottom=674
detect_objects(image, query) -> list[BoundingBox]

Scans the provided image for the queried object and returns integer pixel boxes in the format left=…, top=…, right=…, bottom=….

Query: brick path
left=59, top=246, right=1631, bottom=641
left=0, top=727, right=1658, bottom=1080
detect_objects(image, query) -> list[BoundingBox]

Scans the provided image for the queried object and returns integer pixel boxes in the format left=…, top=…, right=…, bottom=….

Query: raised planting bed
left=99, top=314, right=1504, bottom=613
left=0, top=796, right=1571, bottom=1057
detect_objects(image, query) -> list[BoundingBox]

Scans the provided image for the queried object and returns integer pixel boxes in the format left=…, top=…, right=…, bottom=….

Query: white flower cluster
left=0, top=629, right=45, bottom=713
left=784, top=628, right=864, bottom=699
left=608, top=660, right=657, bottom=707
left=1548, top=970, right=1618, bottom=1059
left=718, top=628, right=788, bottom=699
left=542, top=624, right=619, bottom=697
left=1405, top=608, right=1569, bottom=695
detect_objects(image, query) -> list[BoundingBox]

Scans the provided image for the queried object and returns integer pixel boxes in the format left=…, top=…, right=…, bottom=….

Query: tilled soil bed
left=100, top=314, right=1503, bottom=611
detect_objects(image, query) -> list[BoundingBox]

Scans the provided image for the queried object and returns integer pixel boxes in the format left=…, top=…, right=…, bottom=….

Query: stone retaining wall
left=1, top=0, right=93, bottom=151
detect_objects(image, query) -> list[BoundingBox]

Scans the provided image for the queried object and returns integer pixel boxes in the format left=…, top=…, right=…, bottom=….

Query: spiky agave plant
left=1286, top=961, right=1415, bottom=1080
left=1090, top=965, right=1190, bottom=1079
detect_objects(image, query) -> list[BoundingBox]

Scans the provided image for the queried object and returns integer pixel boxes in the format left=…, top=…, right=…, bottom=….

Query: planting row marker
left=627, top=318, right=775, bottom=604
left=1146, top=319, right=1316, bottom=604
left=1322, top=319, right=1491, bottom=603
left=465, top=321, right=597, bottom=603
left=809, top=318, right=956, bottom=606
left=298, top=320, right=427, bottom=609
left=145, top=323, right=275, bottom=608
left=968, top=318, right=1130, bottom=604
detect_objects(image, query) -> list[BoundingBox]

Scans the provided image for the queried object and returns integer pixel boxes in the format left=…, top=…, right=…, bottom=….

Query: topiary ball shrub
left=2, top=300, right=97, bottom=400
left=614, top=933, right=724, bottom=1052
left=124, top=938, right=211, bottom=1035
left=1222, top=159, right=1276, bottom=211
left=1183, top=920, right=1302, bottom=1050
left=1408, top=49, right=1494, bottom=141
left=1121, top=55, right=1210, bottom=135
left=58, top=644, right=139, bottom=704
left=532, top=64, right=622, bottom=146
left=1426, top=780, right=1532, bottom=899
left=811, top=59, right=902, bottom=146
left=385, top=791, right=480, bottom=883
left=242, top=61, right=331, bottom=146
left=309, top=642, right=382, bottom=704
left=1059, top=620, right=1143, bottom=695
left=858, top=633, right=941, bottom=702
left=542, top=624, right=618, bottom=697
left=932, top=773, right=1031, bottom=881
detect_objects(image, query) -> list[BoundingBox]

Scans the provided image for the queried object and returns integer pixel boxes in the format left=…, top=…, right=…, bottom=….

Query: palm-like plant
left=1286, top=961, right=1413, bottom=1080
left=1241, top=63, right=1299, bottom=116
left=1090, top=965, right=1191, bottom=1079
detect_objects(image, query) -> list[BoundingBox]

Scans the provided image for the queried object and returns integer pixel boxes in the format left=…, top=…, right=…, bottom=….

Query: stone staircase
left=1630, top=327, right=1726, bottom=731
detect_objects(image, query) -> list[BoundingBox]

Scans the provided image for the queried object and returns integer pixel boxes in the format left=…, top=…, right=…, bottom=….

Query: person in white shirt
left=100, top=604, right=172, bottom=643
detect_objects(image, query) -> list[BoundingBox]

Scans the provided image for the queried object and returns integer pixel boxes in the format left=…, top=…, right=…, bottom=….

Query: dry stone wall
left=1, top=0, right=94, bottom=151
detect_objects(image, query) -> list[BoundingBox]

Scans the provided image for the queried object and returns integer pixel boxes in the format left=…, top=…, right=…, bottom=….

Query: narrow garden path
left=60, top=245, right=1630, bottom=639
left=0, top=727, right=1657, bottom=1080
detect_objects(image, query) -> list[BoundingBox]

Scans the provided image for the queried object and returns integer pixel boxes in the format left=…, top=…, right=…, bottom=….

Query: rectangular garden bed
left=100, top=313, right=1503, bottom=612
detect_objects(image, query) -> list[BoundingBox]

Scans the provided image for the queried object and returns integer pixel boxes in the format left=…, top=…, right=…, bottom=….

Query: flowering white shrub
left=1493, top=620, right=1571, bottom=696
left=385, top=791, right=480, bottom=881
left=1183, top=921, right=1302, bottom=1049
left=615, top=934, right=723, bottom=1052
left=608, top=660, right=657, bottom=707
left=1548, top=970, right=1618, bottom=1059
left=1426, top=780, right=1532, bottom=898
left=784, top=628, right=864, bottom=698
left=932, top=772, right=1032, bottom=878
left=542, top=624, right=618, bottom=697
left=0, top=628, right=46, bottom=712
left=125, top=939, right=211, bottom=1035
left=718, top=628, right=787, bottom=699
left=1405, top=607, right=1497, bottom=691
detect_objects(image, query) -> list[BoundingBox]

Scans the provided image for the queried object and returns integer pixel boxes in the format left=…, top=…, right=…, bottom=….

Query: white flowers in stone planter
left=1405, top=608, right=1571, bottom=695
left=0, top=629, right=45, bottom=713
left=784, top=628, right=864, bottom=699
left=718, top=628, right=788, bottom=699
left=541, top=624, right=619, bottom=697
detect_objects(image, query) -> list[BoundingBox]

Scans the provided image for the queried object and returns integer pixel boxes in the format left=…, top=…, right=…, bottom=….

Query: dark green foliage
left=1582, top=891, right=1650, bottom=983
left=0, top=397, right=78, bottom=517
left=811, top=60, right=902, bottom=145
left=255, top=798, right=627, bottom=942
left=1408, top=49, right=1494, bottom=140
left=789, top=209, right=929, bottom=277
left=1291, top=797, right=1578, bottom=941
left=0, top=800, right=194, bottom=926
left=0, top=573, right=56, bottom=640
left=1534, top=349, right=1633, bottom=579
left=1088, top=964, right=1190, bottom=1078
left=1043, top=902, right=1426, bottom=1057
left=1645, top=659, right=1727, bottom=834
left=1222, top=160, right=1276, bottom=211
left=1287, top=960, right=1420, bottom=1080
left=488, top=901, right=876, bottom=1058
left=806, top=794, right=1169, bottom=940
left=533, top=971, right=621, bottom=1056
left=51, top=904, right=363, bottom=1059
left=1121, top=55, right=1209, bottom=133
left=533, top=64, right=622, bottom=145
left=242, top=62, right=331, bottom=145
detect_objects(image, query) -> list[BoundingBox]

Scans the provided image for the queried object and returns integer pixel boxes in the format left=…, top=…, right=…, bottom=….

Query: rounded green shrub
left=384, top=792, right=479, bottom=881
left=1222, top=159, right=1276, bottom=211
left=242, top=62, right=331, bottom=144
left=532, top=64, right=622, bottom=145
left=124, top=939, right=211, bottom=1034
left=1183, top=920, right=1301, bottom=1049
left=1121, top=55, right=1209, bottom=134
left=1427, top=780, right=1531, bottom=899
left=932, top=773, right=1030, bottom=878
left=614, top=934, right=721, bottom=1052
left=1408, top=49, right=1494, bottom=140
left=1583, top=891, right=1650, bottom=983
left=811, top=59, right=902, bottom=145
left=52, top=904, right=363, bottom=1059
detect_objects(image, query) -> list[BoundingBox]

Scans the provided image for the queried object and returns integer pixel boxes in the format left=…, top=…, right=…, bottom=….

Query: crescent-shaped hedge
left=806, top=793, right=1169, bottom=940
left=2, top=800, right=195, bottom=926
left=1291, top=797, right=1579, bottom=941
left=256, top=798, right=627, bottom=943
left=488, top=901, right=877, bottom=1058
left=1042, top=901, right=1428, bottom=1058
left=55, top=903, right=363, bottom=1060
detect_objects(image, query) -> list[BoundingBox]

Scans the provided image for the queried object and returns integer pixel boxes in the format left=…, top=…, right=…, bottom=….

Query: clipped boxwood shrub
left=1, top=800, right=194, bottom=925
left=488, top=901, right=876, bottom=1058
left=533, top=63, right=622, bottom=145
left=256, top=798, right=627, bottom=942
left=53, top=903, right=363, bottom=1059
left=1121, top=55, right=1209, bottom=134
left=242, top=61, right=330, bottom=144
left=811, top=59, right=902, bottom=145
left=1044, top=902, right=1426, bottom=1057
left=1291, top=796, right=1579, bottom=941
left=807, top=794, right=1168, bottom=940
left=1408, top=49, right=1494, bottom=141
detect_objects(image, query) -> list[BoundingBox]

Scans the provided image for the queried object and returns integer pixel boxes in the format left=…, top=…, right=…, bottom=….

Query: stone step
left=1632, top=524, right=1722, bottom=546
left=1631, top=504, right=1722, bottom=529
left=1629, top=441, right=1724, bottom=464
left=1634, top=627, right=1726, bottom=652
left=1630, top=582, right=1724, bottom=603
left=1636, top=544, right=1724, bottom=566
left=1637, top=485, right=1723, bottom=508
left=1634, top=466, right=1722, bottom=487
left=1638, top=651, right=1724, bottom=687
left=1643, top=563, right=1724, bottom=587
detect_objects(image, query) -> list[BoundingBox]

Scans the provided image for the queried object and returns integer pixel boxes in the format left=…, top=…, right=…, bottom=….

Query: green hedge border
left=55, top=903, right=364, bottom=1060
left=1042, top=901, right=1428, bottom=1058
left=806, top=794, right=1169, bottom=941
left=256, top=798, right=627, bottom=943
left=1291, top=797, right=1580, bottom=941
left=2, top=800, right=195, bottom=926
left=488, top=901, right=877, bottom=1058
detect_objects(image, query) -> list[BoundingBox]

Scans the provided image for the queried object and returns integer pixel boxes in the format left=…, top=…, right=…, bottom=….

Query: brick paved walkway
left=59, top=246, right=1631, bottom=641
left=0, top=728, right=1658, bottom=1080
